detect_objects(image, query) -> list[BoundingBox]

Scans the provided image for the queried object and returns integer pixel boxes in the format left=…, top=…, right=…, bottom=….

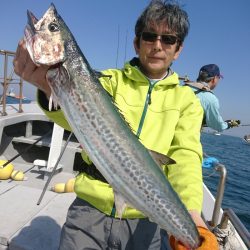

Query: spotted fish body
left=24, top=4, right=200, bottom=248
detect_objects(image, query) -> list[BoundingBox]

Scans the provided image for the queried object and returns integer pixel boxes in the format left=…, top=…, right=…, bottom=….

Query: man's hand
left=13, top=39, right=51, bottom=97
left=169, top=226, right=219, bottom=249
left=225, top=119, right=241, bottom=128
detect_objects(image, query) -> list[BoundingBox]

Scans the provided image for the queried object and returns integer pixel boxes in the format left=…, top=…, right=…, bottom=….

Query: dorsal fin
left=93, top=70, right=112, bottom=79
left=149, top=150, right=176, bottom=166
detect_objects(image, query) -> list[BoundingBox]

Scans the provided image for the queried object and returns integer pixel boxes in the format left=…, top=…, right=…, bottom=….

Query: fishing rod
left=37, top=132, right=73, bottom=205
left=1, top=130, right=52, bottom=168
left=203, top=123, right=250, bottom=128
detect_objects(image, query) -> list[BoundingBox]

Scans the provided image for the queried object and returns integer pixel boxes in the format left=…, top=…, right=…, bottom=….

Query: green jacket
left=39, top=58, right=204, bottom=218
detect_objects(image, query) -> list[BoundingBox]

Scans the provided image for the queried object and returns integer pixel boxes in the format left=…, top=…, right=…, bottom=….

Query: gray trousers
left=59, top=198, right=171, bottom=250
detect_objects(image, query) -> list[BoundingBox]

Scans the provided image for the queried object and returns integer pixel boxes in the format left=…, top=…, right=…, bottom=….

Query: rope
left=203, top=168, right=217, bottom=178
left=213, top=225, right=230, bottom=249
left=213, top=223, right=244, bottom=250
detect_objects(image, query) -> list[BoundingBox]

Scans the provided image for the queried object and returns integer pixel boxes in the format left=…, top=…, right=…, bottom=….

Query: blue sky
left=0, top=0, right=249, bottom=138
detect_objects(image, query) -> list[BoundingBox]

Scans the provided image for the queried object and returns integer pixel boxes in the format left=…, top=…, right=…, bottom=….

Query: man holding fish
left=14, top=0, right=218, bottom=249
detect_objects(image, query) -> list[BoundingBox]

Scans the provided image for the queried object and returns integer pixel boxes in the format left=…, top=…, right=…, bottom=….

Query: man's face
left=209, top=76, right=220, bottom=90
left=134, top=24, right=183, bottom=79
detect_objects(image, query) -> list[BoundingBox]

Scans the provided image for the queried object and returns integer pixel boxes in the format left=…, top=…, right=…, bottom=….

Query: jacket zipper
left=136, top=81, right=158, bottom=137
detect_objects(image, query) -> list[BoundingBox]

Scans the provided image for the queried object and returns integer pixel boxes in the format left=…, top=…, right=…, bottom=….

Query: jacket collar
left=124, top=57, right=179, bottom=87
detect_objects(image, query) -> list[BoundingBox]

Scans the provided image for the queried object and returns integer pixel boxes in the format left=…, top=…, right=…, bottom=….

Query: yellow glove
left=169, top=226, right=219, bottom=250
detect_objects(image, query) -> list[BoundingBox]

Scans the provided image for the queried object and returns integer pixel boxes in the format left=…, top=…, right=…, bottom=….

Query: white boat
left=243, top=135, right=250, bottom=145
left=0, top=50, right=249, bottom=250
left=213, top=131, right=221, bottom=136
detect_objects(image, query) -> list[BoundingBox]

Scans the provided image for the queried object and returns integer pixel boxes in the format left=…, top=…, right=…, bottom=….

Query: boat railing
left=209, top=163, right=227, bottom=227
left=0, top=49, right=24, bottom=115
left=209, top=162, right=250, bottom=248
left=219, top=208, right=250, bottom=248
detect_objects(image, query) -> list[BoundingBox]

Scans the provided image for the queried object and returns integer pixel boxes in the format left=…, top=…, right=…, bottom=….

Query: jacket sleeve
left=166, top=89, right=204, bottom=213
left=36, top=69, right=116, bottom=129
left=203, top=94, right=228, bottom=132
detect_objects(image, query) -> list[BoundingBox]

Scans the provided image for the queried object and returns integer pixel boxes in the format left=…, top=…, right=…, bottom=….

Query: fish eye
left=48, top=22, right=59, bottom=32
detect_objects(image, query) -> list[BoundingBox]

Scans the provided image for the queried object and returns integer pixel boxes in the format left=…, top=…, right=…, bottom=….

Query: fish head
left=24, top=4, right=66, bottom=66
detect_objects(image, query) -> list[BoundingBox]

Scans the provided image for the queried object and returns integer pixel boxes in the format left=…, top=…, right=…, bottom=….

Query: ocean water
left=201, top=132, right=250, bottom=231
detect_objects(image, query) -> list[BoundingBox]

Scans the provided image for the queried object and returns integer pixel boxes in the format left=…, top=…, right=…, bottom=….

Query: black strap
left=78, top=160, right=108, bottom=183
left=194, top=89, right=203, bottom=95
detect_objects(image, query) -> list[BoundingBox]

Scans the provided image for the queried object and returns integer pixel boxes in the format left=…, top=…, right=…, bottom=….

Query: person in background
left=184, top=64, right=240, bottom=132
left=13, top=1, right=218, bottom=249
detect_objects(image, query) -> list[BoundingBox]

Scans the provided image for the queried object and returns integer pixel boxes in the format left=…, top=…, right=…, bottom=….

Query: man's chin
left=146, top=68, right=167, bottom=79
left=148, top=64, right=166, bottom=72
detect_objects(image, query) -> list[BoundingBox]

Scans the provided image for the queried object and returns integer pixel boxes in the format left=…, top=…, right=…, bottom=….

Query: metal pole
left=1, top=49, right=24, bottom=115
left=0, top=49, right=15, bottom=56
left=210, top=163, right=227, bottom=227
left=2, top=52, right=8, bottom=116
left=37, top=132, right=73, bottom=205
left=219, top=208, right=250, bottom=248
left=18, top=77, right=24, bottom=113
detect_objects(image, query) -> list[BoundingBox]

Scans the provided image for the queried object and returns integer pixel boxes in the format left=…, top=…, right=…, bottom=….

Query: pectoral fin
left=94, top=70, right=112, bottom=79
left=113, top=191, right=127, bottom=219
left=149, top=150, right=176, bottom=166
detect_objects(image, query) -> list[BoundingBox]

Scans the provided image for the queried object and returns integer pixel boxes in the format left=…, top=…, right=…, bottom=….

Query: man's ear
left=133, top=37, right=140, bottom=54
left=211, top=77, right=217, bottom=83
left=174, top=44, right=183, bottom=60
left=173, top=44, right=184, bottom=60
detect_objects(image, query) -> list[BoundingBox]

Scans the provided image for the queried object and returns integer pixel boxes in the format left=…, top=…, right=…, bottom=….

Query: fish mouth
left=24, top=11, right=38, bottom=64
left=26, top=3, right=56, bottom=34
left=27, top=9, right=38, bottom=33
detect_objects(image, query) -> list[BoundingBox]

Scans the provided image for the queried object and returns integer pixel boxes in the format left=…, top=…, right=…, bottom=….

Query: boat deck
left=0, top=161, right=76, bottom=250
left=0, top=103, right=78, bottom=250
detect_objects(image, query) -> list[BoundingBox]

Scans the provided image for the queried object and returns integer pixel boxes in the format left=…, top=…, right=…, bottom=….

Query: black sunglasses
left=141, top=32, right=178, bottom=45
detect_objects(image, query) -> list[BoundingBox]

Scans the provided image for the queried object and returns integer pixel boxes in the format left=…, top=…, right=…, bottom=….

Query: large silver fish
left=24, top=4, right=200, bottom=248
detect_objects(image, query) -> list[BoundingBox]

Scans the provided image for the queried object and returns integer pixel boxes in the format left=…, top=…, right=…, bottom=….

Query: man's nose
left=152, top=38, right=163, bottom=51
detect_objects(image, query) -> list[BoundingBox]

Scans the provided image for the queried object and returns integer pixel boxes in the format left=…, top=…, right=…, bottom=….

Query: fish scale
left=24, top=4, right=200, bottom=248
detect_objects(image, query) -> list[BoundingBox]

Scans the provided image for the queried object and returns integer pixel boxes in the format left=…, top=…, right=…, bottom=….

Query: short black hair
left=135, top=0, right=190, bottom=49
